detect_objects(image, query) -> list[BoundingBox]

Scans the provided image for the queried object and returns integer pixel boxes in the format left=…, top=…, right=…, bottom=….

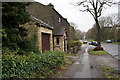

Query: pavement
left=59, top=44, right=103, bottom=78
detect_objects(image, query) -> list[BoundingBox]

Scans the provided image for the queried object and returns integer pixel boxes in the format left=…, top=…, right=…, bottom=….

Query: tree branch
left=96, top=0, right=98, bottom=10
left=87, top=8, right=95, bottom=19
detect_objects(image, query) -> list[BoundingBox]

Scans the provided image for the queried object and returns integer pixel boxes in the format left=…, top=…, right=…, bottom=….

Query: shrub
left=2, top=51, right=64, bottom=79
left=93, top=46, right=104, bottom=51
left=67, top=41, right=82, bottom=48
left=67, top=40, right=82, bottom=53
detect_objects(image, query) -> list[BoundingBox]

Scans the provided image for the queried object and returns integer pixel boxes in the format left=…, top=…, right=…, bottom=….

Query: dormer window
left=58, top=18, right=61, bottom=23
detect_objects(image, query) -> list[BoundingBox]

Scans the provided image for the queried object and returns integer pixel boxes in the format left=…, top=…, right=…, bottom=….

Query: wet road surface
left=102, top=43, right=119, bottom=59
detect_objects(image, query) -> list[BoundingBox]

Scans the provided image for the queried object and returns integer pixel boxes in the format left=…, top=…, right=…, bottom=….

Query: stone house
left=31, top=16, right=54, bottom=52
left=27, top=2, right=75, bottom=52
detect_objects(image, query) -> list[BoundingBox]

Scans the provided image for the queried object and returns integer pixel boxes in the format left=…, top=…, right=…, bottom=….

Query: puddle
left=74, top=62, right=79, bottom=64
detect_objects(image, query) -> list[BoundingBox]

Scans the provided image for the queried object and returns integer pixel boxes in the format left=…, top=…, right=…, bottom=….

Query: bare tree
left=99, top=14, right=119, bottom=42
left=86, top=24, right=97, bottom=40
left=111, top=14, right=119, bottom=25
left=70, top=22, right=77, bottom=29
left=77, top=0, right=113, bottom=47
left=99, top=16, right=113, bottom=28
left=109, top=14, right=119, bottom=42
left=74, top=29, right=82, bottom=40
left=99, top=16, right=112, bottom=41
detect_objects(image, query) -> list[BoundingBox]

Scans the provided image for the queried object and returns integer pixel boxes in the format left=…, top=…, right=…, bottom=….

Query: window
left=58, top=18, right=61, bottom=23
left=56, top=37, right=59, bottom=45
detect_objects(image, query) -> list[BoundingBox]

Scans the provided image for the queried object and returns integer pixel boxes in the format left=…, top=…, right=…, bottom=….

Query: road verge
left=88, top=48, right=120, bottom=79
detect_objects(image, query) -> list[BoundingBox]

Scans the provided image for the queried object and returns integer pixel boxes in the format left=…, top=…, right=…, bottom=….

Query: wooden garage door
left=42, top=33, right=50, bottom=52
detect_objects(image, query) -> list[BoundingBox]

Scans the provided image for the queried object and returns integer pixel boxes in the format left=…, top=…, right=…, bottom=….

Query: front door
left=42, top=33, right=50, bottom=52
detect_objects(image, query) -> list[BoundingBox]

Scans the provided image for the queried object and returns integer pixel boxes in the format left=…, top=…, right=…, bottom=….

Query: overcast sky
left=35, top=0, right=119, bottom=32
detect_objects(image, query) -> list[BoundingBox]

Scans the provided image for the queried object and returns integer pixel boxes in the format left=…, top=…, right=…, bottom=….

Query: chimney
left=47, top=3, right=54, bottom=9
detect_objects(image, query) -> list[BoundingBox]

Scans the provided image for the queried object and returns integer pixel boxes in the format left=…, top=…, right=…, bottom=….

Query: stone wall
left=37, top=26, right=53, bottom=52
left=53, top=33, right=67, bottom=52
left=24, top=22, right=53, bottom=52
left=53, top=36, right=64, bottom=52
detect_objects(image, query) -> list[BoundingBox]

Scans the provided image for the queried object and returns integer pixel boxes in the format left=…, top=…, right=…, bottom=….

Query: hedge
left=2, top=51, right=64, bottom=79
left=67, top=41, right=82, bottom=47
left=67, top=40, right=82, bottom=53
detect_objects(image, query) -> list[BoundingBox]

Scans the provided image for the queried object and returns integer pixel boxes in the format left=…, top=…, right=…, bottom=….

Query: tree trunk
left=95, top=18, right=101, bottom=47
left=114, top=27, right=117, bottom=42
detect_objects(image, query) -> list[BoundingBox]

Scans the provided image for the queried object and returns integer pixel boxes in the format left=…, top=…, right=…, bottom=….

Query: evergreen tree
left=2, top=2, right=30, bottom=50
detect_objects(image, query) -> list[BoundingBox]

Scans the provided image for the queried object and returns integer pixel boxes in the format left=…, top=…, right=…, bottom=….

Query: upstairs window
left=58, top=18, right=61, bottom=23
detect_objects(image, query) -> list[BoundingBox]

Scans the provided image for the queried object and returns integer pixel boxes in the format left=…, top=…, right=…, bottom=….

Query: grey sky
left=35, top=0, right=119, bottom=32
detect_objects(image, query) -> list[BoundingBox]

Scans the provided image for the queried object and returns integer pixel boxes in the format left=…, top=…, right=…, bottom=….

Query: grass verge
left=112, top=42, right=120, bottom=44
left=87, top=39, right=94, bottom=42
left=100, top=65, right=120, bottom=79
left=88, top=49, right=108, bottom=55
left=102, top=42, right=120, bottom=44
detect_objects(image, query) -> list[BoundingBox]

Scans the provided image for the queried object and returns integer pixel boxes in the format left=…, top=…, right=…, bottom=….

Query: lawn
left=88, top=49, right=108, bottom=55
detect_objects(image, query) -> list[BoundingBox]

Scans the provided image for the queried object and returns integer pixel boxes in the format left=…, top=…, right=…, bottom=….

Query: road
left=101, top=43, right=119, bottom=59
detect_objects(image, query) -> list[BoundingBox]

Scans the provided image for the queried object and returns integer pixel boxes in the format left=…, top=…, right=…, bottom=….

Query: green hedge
left=67, top=40, right=82, bottom=53
left=67, top=40, right=82, bottom=47
left=2, top=51, right=64, bottom=78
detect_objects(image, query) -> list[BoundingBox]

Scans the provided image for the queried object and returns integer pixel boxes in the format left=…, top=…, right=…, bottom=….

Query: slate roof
left=31, top=15, right=54, bottom=30
left=53, top=27, right=65, bottom=36
left=27, top=2, right=68, bottom=36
